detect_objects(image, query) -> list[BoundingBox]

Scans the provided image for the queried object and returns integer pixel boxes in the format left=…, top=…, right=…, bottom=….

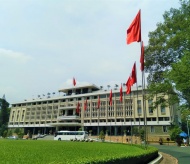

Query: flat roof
left=58, top=83, right=100, bottom=93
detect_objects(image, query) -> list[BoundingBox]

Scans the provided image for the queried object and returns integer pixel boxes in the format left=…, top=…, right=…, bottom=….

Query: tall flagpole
left=140, top=46, right=147, bottom=148
left=98, top=108, right=99, bottom=136
left=138, top=9, right=147, bottom=149
left=134, top=62, right=140, bottom=131
left=130, top=92, right=133, bottom=144
left=143, top=69, right=147, bottom=146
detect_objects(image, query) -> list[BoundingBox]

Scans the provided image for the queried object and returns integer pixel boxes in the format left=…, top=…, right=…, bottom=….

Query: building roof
left=58, top=83, right=100, bottom=93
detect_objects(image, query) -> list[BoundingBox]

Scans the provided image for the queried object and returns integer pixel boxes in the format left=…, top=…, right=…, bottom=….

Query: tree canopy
left=0, top=97, right=10, bottom=136
left=145, top=0, right=190, bottom=107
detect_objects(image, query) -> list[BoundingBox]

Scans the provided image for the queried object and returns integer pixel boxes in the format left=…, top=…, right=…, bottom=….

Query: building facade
left=8, top=84, right=180, bottom=140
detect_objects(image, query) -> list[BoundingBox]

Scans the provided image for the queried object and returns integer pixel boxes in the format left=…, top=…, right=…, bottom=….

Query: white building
left=8, top=83, right=180, bottom=139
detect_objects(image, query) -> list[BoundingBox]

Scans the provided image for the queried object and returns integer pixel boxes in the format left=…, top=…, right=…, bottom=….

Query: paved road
left=151, top=144, right=190, bottom=164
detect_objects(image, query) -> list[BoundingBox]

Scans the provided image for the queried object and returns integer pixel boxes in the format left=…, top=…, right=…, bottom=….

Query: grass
left=0, top=140, right=157, bottom=164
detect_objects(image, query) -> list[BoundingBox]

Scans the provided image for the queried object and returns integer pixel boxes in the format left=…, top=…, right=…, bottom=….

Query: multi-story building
left=8, top=83, right=180, bottom=140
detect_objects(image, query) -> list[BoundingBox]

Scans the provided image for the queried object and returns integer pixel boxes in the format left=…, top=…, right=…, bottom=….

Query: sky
left=0, top=0, right=181, bottom=104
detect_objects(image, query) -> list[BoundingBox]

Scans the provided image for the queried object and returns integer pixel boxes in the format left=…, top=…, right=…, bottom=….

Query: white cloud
left=0, top=0, right=181, bottom=104
left=0, top=48, right=32, bottom=63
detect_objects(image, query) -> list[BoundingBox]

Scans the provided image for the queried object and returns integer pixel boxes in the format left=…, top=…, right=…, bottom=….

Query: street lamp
left=186, top=115, right=190, bottom=144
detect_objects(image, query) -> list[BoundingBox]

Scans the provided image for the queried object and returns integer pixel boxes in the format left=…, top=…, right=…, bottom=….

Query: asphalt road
left=151, top=144, right=190, bottom=164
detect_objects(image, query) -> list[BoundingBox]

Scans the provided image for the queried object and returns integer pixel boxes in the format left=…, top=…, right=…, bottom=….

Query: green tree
left=0, top=97, right=10, bottom=125
left=0, top=124, right=7, bottom=137
left=168, top=52, right=190, bottom=106
left=0, top=96, right=10, bottom=136
left=179, top=105, right=190, bottom=132
left=132, top=127, right=139, bottom=136
left=145, top=0, right=190, bottom=106
left=168, top=125, right=182, bottom=141
left=7, top=129, right=13, bottom=137
left=139, top=129, right=145, bottom=141
left=99, top=130, right=105, bottom=141
left=3, top=130, right=8, bottom=138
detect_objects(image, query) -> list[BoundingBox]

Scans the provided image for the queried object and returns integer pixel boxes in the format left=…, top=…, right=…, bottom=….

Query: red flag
left=126, top=77, right=132, bottom=94
left=97, top=95, right=100, bottom=109
left=140, top=41, right=144, bottom=71
left=76, top=102, right=80, bottom=114
left=120, top=84, right=123, bottom=102
left=109, top=89, right=112, bottom=106
left=84, top=99, right=87, bottom=111
left=73, top=77, right=76, bottom=86
left=131, top=62, right=137, bottom=85
left=126, top=10, right=141, bottom=44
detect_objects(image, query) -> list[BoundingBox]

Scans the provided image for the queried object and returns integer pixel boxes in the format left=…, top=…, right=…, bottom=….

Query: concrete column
left=114, top=126, right=117, bottom=135
left=33, top=127, right=35, bottom=134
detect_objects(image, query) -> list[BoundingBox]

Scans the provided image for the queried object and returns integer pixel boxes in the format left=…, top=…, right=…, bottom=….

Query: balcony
left=57, top=115, right=80, bottom=121
left=59, top=106, right=76, bottom=110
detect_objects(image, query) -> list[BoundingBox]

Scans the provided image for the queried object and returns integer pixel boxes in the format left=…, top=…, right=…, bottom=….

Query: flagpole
left=143, top=69, right=147, bottom=147
left=109, top=93, right=111, bottom=142
left=139, top=9, right=147, bottom=148
left=98, top=98, right=100, bottom=138
left=140, top=41, right=147, bottom=149
left=98, top=109, right=99, bottom=138
left=134, top=62, right=140, bottom=131
left=130, top=92, right=132, bottom=144
left=123, top=83, right=126, bottom=142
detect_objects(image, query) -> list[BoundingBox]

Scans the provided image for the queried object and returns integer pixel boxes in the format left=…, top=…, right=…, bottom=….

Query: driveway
left=151, top=144, right=190, bottom=164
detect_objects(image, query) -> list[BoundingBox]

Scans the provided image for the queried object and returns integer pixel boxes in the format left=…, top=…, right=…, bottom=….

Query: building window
left=137, top=100, right=142, bottom=114
left=161, top=106, right=166, bottom=114
left=163, top=126, right=168, bottom=132
left=150, top=126, right=155, bottom=133
left=148, top=100, right=153, bottom=114
left=138, top=108, right=142, bottom=114
left=159, top=117, right=163, bottom=121
left=164, top=117, right=169, bottom=121
left=12, top=111, right=15, bottom=121
left=147, top=118, right=151, bottom=121
left=152, top=117, right=156, bottom=121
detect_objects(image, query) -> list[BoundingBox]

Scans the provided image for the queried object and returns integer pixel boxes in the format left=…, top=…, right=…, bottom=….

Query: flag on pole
left=84, top=99, right=87, bottom=111
left=120, top=84, right=123, bottom=102
left=73, top=77, right=76, bottom=86
left=126, top=10, right=141, bottom=44
left=131, top=62, right=137, bottom=85
left=109, top=89, right=113, bottom=106
left=140, top=41, right=144, bottom=71
left=76, top=102, right=80, bottom=114
left=97, top=95, right=100, bottom=109
left=126, top=77, right=132, bottom=94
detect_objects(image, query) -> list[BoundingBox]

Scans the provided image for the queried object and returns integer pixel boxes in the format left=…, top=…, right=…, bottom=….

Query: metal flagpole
left=141, top=62, right=147, bottom=148
left=130, top=92, right=133, bottom=144
left=109, top=94, right=111, bottom=142
left=98, top=109, right=99, bottom=136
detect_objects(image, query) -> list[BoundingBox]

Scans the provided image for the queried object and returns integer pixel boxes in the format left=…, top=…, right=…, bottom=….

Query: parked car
left=7, top=136, right=18, bottom=139
left=32, top=134, right=46, bottom=140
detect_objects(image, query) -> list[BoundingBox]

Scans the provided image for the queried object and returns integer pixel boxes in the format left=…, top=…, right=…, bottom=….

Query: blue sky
left=0, top=0, right=181, bottom=104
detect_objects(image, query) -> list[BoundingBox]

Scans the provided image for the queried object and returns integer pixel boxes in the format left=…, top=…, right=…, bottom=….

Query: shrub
left=99, top=130, right=105, bottom=141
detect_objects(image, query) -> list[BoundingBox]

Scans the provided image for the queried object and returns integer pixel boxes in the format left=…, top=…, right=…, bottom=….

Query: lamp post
left=187, top=115, right=190, bottom=144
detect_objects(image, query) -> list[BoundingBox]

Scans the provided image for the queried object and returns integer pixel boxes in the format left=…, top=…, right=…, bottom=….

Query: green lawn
left=0, top=140, right=157, bottom=164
